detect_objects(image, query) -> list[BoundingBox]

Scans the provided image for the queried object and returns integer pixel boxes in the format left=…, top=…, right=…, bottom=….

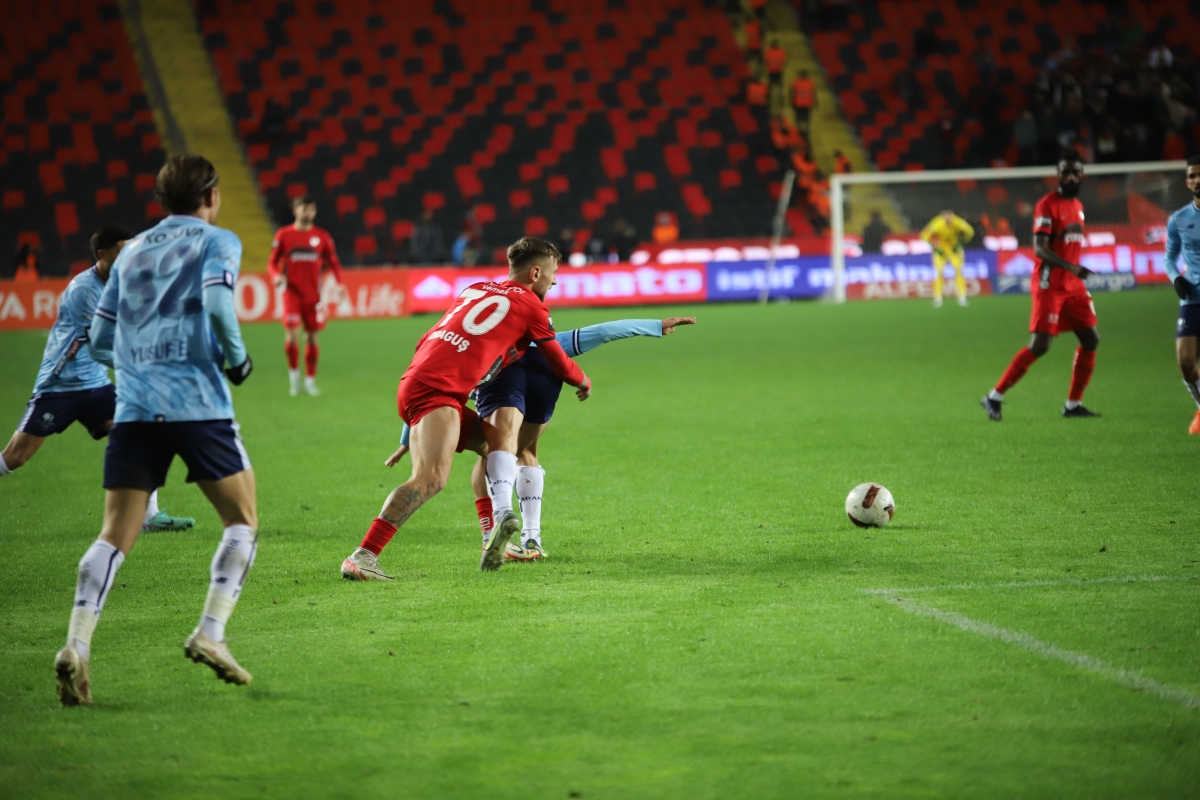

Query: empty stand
left=0, top=1, right=166, bottom=275
left=201, top=0, right=778, bottom=264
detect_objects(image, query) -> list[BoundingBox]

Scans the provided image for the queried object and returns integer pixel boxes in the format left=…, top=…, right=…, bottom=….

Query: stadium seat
left=363, top=207, right=387, bottom=229
left=335, top=195, right=358, bottom=217
left=524, top=216, right=549, bottom=236
left=194, top=0, right=776, bottom=252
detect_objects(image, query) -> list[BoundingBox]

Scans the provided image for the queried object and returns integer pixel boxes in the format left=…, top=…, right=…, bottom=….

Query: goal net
left=828, top=160, right=1190, bottom=303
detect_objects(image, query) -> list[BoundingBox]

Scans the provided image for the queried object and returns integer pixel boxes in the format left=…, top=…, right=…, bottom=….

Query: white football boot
left=957, top=295, right=969, bottom=307
left=480, top=511, right=521, bottom=571
left=54, top=644, right=91, bottom=707
left=184, top=629, right=252, bottom=685
left=341, top=547, right=395, bottom=581
left=304, top=377, right=320, bottom=396
left=932, top=295, right=944, bottom=308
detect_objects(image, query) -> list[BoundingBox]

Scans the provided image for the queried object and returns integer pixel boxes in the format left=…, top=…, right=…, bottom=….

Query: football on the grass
left=845, top=483, right=895, bottom=528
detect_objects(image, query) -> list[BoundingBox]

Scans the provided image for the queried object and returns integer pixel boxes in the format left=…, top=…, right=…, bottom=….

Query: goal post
left=829, top=160, right=1190, bottom=303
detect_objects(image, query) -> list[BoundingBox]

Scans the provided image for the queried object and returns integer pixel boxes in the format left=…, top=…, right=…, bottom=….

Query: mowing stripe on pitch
left=860, top=574, right=1198, bottom=596
left=888, top=597, right=1200, bottom=711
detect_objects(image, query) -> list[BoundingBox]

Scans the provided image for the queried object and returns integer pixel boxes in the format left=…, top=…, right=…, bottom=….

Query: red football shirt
left=267, top=224, right=344, bottom=304
left=405, top=280, right=579, bottom=397
left=1032, top=191, right=1086, bottom=294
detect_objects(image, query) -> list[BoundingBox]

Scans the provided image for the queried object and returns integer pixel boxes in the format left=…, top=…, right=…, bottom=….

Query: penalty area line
left=888, top=597, right=1200, bottom=711
left=859, top=574, right=1198, bottom=596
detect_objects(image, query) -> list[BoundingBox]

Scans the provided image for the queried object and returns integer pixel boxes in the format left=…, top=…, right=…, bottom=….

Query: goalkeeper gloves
left=225, top=355, right=253, bottom=386
left=1175, top=276, right=1194, bottom=301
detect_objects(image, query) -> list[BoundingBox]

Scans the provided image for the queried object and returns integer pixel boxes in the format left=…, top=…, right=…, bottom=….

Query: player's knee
left=1080, top=330, right=1100, bottom=351
left=1028, top=340, right=1050, bottom=357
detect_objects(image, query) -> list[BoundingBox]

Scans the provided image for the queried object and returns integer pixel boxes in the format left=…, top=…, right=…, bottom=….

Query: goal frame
left=829, top=160, right=1189, bottom=303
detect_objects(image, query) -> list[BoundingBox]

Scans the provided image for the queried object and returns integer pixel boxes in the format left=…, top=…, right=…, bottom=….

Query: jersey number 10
left=437, top=288, right=511, bottom=335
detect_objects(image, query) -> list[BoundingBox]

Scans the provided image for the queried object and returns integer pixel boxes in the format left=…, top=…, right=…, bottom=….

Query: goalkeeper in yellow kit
left=921, top=209, right=975, bottom=307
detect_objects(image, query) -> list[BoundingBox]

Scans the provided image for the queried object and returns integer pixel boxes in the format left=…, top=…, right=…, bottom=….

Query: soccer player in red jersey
left=340, top=236, right=591, bottom=579
left=982, top=149, right=1099, bottom=421
left=267, top=195, right=345, bottom=396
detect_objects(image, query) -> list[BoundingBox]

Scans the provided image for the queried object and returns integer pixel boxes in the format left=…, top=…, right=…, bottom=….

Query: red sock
left=1069, top=347, right=1096, bottom=402
left=474, top=497, right=493, bottom=538
left=285, top=340, right=299, bottom=370
left=996, top=347, right=1039, bottom=394
left=359, top=517, right=397, bottom=556
left=305, top=342, right=319, bottom=378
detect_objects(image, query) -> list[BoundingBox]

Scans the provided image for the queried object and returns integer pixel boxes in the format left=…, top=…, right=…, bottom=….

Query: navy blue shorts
left=18, top=385, right=115, bottom=440
left=103, top=419, right=252, bottom=490
left=475, top=348, right=564, bottom=425
left=1178, top=304, right=1200, bottom=338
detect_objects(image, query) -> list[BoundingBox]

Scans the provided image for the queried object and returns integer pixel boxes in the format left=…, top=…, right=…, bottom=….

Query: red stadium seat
left=524, top=216, right=549, bottom=236
left=718, top=169, right=742, bottom=190
left=423, top=192, right=445, bottom=212
left=55, top=202, right=79, bottom=237
left=633, top=172, right=657, bottom=192
left=581, top=200, right=605, bottom=222
left=509, top=189, right=532, bottom=213
left=391, top=220, right=414, bottom=243
left=95, top=188, right=117, bottom=211
left=335, top=195, right=358, bottom=216
left=547, top=175, right=570, bottom=197
left=363, top=207, right=387, bottom=229
left=354, top=235, right=377, bottom=258
left=3, top=190, right=24, bottom=211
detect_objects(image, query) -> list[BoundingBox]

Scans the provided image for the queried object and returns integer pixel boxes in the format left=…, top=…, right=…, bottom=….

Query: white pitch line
left=889, top=598, right=1200, bottom=711
left=860, top=574, right=1198, bottom=596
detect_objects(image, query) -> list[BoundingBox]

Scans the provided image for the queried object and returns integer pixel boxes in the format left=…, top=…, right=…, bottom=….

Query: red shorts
left=396, top=377, right=477, bottom=453
left=283, top=291, right=325, bottom=332
left=1030, top=290, right=1096, bottom=336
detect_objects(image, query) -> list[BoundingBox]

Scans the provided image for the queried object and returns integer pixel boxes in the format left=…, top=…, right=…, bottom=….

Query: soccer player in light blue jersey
left=1165, top=154, right=1200, bottom=434
left=386, top=315, right=696, bottom=559
left=54, top=156, right=259, bottom=707
left=1, top=225, right=195, bottom=533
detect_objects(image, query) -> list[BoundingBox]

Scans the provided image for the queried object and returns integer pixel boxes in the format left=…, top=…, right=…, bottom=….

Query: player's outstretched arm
left=562, top=317, right=695, bottom=356
left=1034, top=233, right=1092, bottom=279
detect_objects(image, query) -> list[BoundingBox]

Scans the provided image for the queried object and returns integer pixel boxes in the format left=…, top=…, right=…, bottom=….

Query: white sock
left=66, top=539, right=126, bottom=660
left=0, top=453, right=9, bottom=476
left=305, top=375, right=316, bottom=386
left=1065, top=399, right=1081, bottom=410
left=486, top=451, right=519, bottom=518
left=988, top=389, right=1004, bottom=402
left=1184, top=379, right=1200, bottom=410
left=143, top=489, right=160, bottom=524
left=198, top=524, right=257, bottom=642
left=517, top=465, right=544, bottom=546
left=288, top=369, right=300, bottom=381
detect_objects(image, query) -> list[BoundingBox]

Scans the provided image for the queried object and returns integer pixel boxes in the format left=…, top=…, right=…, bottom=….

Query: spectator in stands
left=764, top=40, right=787, bottom=94
left=261, top=99, right=287, bottom=139
left=652, top=213, right=679, bottom=244
left=1013, top=111, right=1039, bottom=166
left=556, top=228, right=575, bottom=261
left=463, top=205, right=484, bottom=249
left=746, top=79, right=768, bottom=107
left=585, top=228, right=609, bottom=264
left=748, top=0, right=767, bottom=21
left=833, top=150, right=853, bottom=174
left=13, top=244, right=39, bottom=282
left=451, top=233, right=476, bottom=267
left=861, top=211, right=890, bottom=254
left=744, top=17, right=762, bottom=72
left=611, top=220, right=638, bottom=262
left=1095, top=128, right=1120, bottom=163
left=410, top=210, right=444, bottom=264
left=791, top=70, right=816, bottom=132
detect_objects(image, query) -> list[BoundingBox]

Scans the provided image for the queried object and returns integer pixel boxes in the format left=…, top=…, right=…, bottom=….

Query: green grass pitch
left=1, top=288, right=1197, bottom=798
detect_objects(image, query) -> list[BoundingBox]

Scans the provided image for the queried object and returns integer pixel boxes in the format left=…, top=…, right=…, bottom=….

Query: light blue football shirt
left=92, top=215, right=242, bottom=422
left=1165, top=201, right=1200, bottom=306
left=31, top=266, right=113, bottom=394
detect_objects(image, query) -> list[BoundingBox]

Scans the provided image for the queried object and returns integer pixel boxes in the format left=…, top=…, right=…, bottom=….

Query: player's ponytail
left=155, top=155, right=220, bottom=215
